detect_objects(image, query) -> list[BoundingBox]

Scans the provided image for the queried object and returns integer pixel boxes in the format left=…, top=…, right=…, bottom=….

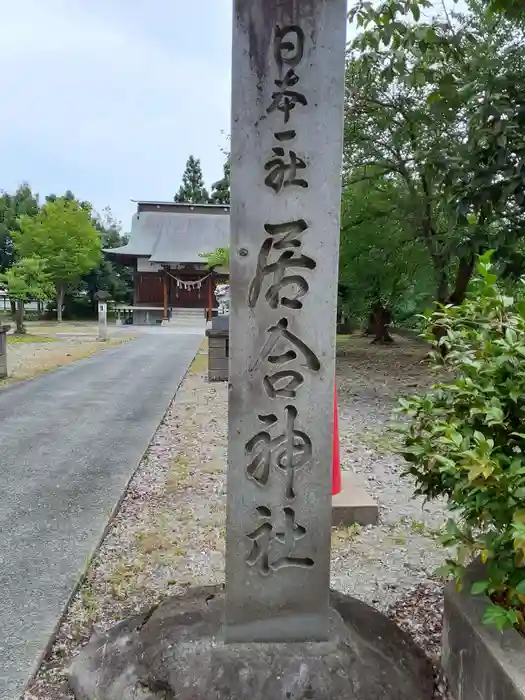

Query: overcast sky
left=0, top=0, right=462, bottom=232
left=0, top=0, right=232, bottom=229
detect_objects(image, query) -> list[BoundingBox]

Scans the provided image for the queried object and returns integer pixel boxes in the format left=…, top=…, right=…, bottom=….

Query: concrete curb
left=332, top=470, right=379, bottom=527
left=442, top=560, right=525, bottom=700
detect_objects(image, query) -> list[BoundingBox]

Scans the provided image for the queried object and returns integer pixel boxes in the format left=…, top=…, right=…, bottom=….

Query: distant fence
left=0, top=295, right=40, bottom=312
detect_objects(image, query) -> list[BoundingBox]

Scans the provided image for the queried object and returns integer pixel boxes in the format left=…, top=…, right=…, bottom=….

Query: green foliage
left=7, top=335, right=55, bottom=344
left=199, top=247, right=230, bottom=270
left=0, top=184, right=39, bottom=272
left=346, top=0, right=525, bottom=307
left=0, top=257, right=53, bottom=333
left=14, top=197, right=101, bottom=321
left=487, top=0, right=525, bottom=19
left=0, top=256, right=53, bottom=303
left=210, top=154, right=230, bottom=204
left=174, top=155, right=210, bottom=204
left=396, top=254, right=525, bottom=631
left=15, top=198, right=101, bottom=283
left=339, top=176, right=433, bottom=324
left=81, top=207, right=133, bottom=310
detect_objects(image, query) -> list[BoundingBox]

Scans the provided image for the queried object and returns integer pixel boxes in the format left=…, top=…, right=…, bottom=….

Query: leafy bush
left=397, top=253, right=525, bottom=632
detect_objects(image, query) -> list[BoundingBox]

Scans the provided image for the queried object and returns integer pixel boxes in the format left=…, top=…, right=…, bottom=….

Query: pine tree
left=174, top=155, right=210, bottom=204
left=210, top=154, right=231, bottom=205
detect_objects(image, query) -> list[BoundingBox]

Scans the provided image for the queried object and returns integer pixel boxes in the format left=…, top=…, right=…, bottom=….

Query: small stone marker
left=0, top=324, right=10, bottom=379
left=98, top=302, right=108, bottom=341
left=226, top=0, right=347, bottom=643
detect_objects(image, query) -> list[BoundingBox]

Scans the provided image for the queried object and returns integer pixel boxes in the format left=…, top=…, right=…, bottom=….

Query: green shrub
left=396, top=253, right=525, bottom=632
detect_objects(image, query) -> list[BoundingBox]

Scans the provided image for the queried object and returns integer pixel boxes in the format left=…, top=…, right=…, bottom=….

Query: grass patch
left=190, top=340, right=208, bottom=374
left=135, top=530, right=172, bottom=554
left=7, top=334, right=56, bottom=344
left=108, top=557, right=146, bottom=600
left=355, top=427, right=401, bottom=455
left=336, top=334, right=357, bottom=347
left=331, top=523, right=361, bottom=549
left=165, top=455, right=191, bottom=493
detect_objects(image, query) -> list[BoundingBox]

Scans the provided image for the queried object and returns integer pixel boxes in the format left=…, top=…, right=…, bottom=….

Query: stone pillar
left=0, top=324, right=10, bottom=379
left=226, top=0, right=347, bottom=643
left=206, top=327, right=229, bottom=381
left=98, top=302, right=108, bottom=341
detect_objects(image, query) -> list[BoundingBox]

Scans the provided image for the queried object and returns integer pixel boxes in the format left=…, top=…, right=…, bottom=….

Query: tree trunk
left=433, top=252, right=476, bottom=355
left=362, top=312, right=374, bottom=336
left=10, top=299, right=16, bottom=320
left=370, top=303, right=393, bottom=344
left=56, top=284, right=65, bottom=322
left=15, top=300, right=25, bottom=335
left=449, top=252, right=475, bottom=306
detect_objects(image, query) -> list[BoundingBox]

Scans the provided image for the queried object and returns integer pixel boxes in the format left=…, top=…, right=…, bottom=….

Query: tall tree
left=14, top=198, right=101, bottom=321
left=210, top=154, right=231, bottom=204
left=82, top=207, right=133, bottom=308
left=339, top=176, right=432, bottom=341
left=46, top=190, right=91, bottom=210
left=0, top=257, right=53, bottom=333
left=0, top=184, right=39, bottom=273
left=174, top=155, right=210, bottom=204
left=346, top=0, right=525, bottom=307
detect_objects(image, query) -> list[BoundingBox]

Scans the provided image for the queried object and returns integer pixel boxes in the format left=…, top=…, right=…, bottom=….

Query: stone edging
left=442, top=560, right=525, bottom=700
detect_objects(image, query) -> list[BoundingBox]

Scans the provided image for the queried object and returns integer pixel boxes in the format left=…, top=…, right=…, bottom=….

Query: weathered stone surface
left=98, top=302, right=108, bottom=341
left=442, top=560, right=525, bottom=700
left=206, top=328, right=229, bottom=382
left=68, top=586, right=434, bottom=700
left=211, top=315, right=229, bottom=332
left=227, top=0, right=347, bottom=644
left=0, top=325, right=9, bottom=379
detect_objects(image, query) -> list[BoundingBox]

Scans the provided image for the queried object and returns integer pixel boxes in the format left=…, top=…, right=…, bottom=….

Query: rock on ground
left=68, top=586, right=434, bottom=700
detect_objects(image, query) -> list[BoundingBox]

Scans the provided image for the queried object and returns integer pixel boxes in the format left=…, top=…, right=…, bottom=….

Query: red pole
left=332, top=384, right=341, bottom=495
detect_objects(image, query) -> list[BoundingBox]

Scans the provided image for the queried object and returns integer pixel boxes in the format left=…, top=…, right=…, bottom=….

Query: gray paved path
left=0, top=331, right=202, bottom=699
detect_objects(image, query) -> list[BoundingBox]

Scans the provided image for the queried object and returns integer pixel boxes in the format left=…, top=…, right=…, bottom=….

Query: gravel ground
left=4, top=329, right=133, bottom=382
left=23, top=336, right=454, bottom=700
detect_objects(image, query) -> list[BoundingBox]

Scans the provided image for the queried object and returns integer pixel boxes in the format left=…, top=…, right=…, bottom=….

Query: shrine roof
left=105, top=203, right=230, bottom=264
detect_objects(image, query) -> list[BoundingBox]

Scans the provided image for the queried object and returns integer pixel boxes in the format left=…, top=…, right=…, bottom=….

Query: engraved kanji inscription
left=245, top=405, right=312, bottom=498
left=275, top=129, right=296, bottom=142
left=274, top=26, right=305, bottom=68
left=267, top=69, right=308, bottom=124
left=249, top=318, right=321, bottom=399
left=248, top=220, right=315, bottom=310
left=264, top=147, right=308, bottom=193
left=246, top=505, right=314, bottom=576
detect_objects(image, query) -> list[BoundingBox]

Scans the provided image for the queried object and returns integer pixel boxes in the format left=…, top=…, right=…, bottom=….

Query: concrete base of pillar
left=161, top=318, right=170, bottom=327
left=332, top=470, right=379, bottom=527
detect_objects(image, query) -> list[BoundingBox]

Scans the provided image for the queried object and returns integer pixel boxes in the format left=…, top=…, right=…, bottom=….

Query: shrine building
left=105, top=201, right=229, bottom=324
